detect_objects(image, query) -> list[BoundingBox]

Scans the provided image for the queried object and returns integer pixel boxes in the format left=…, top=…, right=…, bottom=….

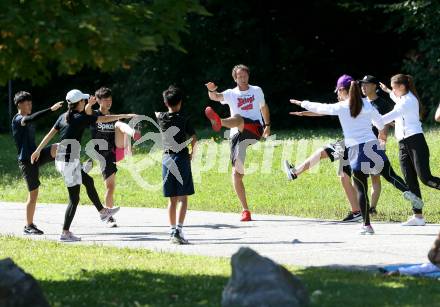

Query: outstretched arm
left=21, top=101, right=63, bottom=125
left=31, top=128, right=58, bottom=164
left=205, top=82, right=224, bottom=102
left=289, top=111, right=324, bottom=117
left=290, top=99, right=341, bottom=116
left=96, top=114, right=137, bottom=123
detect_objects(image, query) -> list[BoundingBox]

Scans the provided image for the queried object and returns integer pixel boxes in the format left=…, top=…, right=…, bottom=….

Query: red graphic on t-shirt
left=237, top=95, right=254, bottom=111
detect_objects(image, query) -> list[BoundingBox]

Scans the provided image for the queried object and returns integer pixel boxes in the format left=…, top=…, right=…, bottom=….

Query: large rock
left=222, top=247, right=309, bottom=307
left=428, top=231, right=440, bottom=267
left=0, top=258, right=50, bottom=307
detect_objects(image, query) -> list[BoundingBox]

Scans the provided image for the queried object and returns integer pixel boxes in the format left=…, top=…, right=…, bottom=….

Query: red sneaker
left=205, top=107, right=222, bottom=132
left=240, top=210, right=252, bottom=222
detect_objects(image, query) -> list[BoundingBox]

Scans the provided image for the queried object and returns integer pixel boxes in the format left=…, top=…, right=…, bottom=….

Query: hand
left=88, top=96, right=97, bottom=105
left=289, top=99, right=302, bottom=106
left=289, top=111, right=304, bottom=116
left=205, top=82, right=218, bottom=92
left=378, top=138, right=387, bottom=150
left=379, top=82, right=392, bottom=94
left=262, top=126, right=271, bottom=138
left=51, top=101, right=64, bottom=111
left=31, top=150, right=40, bottom=164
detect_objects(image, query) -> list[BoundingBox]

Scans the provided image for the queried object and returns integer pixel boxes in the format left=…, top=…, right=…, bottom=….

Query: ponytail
left=391, top=74, right=425, bottom=119
left=349, top=81, right=363, bottom=118
left=65, top=102, right=78, bottom=123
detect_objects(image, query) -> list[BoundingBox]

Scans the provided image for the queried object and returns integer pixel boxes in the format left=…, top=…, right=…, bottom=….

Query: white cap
left=66, top=89, right=90, bottom=104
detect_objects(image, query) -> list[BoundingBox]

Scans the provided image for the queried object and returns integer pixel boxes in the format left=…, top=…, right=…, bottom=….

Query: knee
left=82, top=175, right=94, bottom=186
left=232, top=169, right=244, bottom=180
left=106, top=182, right=115, bottom=192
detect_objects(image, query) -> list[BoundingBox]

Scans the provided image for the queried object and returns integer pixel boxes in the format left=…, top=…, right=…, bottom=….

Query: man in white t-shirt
left=205, top=64, right=271, bottom=222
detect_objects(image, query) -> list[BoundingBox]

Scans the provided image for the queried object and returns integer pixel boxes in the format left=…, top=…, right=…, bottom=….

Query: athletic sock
left=170, top=225, right=176, bottom=234
left=177, top=224, right=183, bottom=232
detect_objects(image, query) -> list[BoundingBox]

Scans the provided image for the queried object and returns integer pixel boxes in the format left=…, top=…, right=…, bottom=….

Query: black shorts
left=18, top=145, right=54, bottom=192
left=162, top=153, right=194, bottom=197
left=323, top=140, right=352, bottom=177
left=230, top=117, right=264, bottom=166
left=97, top=150, right=118, bottom=180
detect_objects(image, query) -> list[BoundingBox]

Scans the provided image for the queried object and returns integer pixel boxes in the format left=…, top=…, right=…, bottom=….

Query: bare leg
left=221, top=115, right=244, bottom=132
left=371, top=175, right=381, bottom=209
left=115, top=121, right=135, bottom=148
left=26, top=188, right=39, bottom=225
left=295, top=149, right=328, bottom=176
left=232, top=166, right=249, bottom=211
left=177, top=195, right=188, bottom=225
left=340, top=174, right=360, bottom=212
left=50, top=143, right=58, bottom=158
left=104, top=173, right=116, bottom=208
left=168, top=196, right=178, bottom=226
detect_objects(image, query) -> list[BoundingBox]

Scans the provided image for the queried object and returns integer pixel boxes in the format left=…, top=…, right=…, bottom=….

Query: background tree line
left=1, top=0, right=439, bottom=132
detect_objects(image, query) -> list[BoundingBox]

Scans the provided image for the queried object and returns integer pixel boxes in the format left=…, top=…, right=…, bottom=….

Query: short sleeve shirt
left=221, top=85, right=265, bottom=136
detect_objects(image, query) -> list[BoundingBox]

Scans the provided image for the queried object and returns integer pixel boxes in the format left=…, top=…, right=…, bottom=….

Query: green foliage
left=0, top=0, right=208, bottom=85
left=341, top=0, right=440, bottom=120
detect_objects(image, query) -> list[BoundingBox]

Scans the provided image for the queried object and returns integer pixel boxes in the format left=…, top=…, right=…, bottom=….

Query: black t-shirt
left=54, top=111, right=98, bottom=161
left=90, top=110, right=116, bottom=153
left=11, top=114, right=36, bottom=162
left=370, top=96, right=394, bottom=137
left=156, top=112, right=196, bottom=155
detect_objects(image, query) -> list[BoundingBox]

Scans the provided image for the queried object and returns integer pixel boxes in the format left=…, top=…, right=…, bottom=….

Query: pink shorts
left=113, top=147, right=125, bottom=162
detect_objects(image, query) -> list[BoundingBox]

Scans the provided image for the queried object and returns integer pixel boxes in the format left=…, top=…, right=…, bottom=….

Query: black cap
left=359, top=75, right=379, bottom=85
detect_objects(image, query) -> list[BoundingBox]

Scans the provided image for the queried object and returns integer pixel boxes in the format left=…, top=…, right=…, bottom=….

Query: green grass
left=1, top=235, right=440, bottom=307
left=1, top=127, right=439, bottom=222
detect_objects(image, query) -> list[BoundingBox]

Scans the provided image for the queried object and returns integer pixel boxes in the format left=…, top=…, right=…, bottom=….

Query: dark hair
left=349, top=81, right=363, bottom=118
left=162, top=86, right=183, bottom=107
left=232, top=64, right=250, bottom=80
left=95, top=87, right=112, bottom=99
left=65, top=102, right=79, bottom=123
left=14, top=91, right=32, bottom=106
left=391, top=74, right=424, bottom=119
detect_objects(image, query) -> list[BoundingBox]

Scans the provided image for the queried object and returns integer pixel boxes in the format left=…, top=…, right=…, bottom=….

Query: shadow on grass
left=295, top=266, right=440, bottom=306
left=40, top=269, right=228, bottom=307
left=38, top=265, right=440, bottom=307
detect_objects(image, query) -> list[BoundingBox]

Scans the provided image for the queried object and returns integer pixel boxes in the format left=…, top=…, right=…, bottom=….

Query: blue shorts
left=348, top=140, right=388, bottom=173
left=162, top=153, right=194, bottom=197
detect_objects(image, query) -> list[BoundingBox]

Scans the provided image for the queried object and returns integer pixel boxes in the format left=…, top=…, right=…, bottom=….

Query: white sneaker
left=100, top=207, right=120, bottom=222
left=359, top=225, right=375, bottom=235
left=403, top=191, right=424, bottom=209
left=283, top=160, right=297, bottom=181
left=402, top=215, right=426, bottom=226
left=60, top=231, right=81, bottom=242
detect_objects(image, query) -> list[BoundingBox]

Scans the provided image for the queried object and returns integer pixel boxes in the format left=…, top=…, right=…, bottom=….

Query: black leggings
left=353, top=160, right=408, bottom=226
left=399, top=133, right=440, bottom=213
left=63, top=170, right=104, bottom=231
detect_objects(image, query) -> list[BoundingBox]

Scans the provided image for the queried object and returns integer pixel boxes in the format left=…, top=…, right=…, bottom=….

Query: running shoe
left=402, top=215, right=426, bottom=226
left=342, top=211, right=362, bottom=222
left=283, top=160, right=298, bottom=181
left=170, top=229, right=189, bottom=245
left=240, top=210, right=252, bottom=222
left=60, top=231, right=81, bottom=242
left=205, top=107, right=222, bottom=132
left=403, top=191, right=424, bottom=210
left=359, top=225, right=375, bottom=235
left=100, top=207, right=120, bottom=222
left=23, top=224, right=44, bottom=235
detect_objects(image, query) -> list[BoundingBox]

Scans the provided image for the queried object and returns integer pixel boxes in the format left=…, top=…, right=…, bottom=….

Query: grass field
left=1, top=127, right=439, bottom=222
left=1, top=235, right=440, bottom=307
